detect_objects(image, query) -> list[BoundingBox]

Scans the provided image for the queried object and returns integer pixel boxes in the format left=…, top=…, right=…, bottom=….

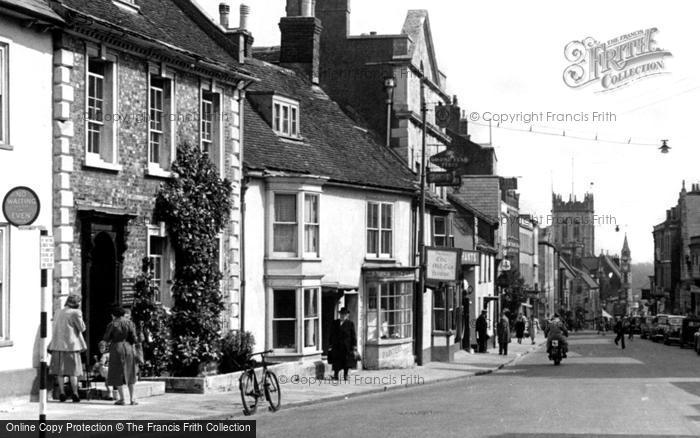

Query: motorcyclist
left=545, top=313, right=569, bottom=358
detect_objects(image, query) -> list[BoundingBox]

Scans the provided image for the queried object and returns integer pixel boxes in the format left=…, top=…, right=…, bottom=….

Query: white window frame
left=272, top=192, right=299, bottom=257
left=302, top=287, right=321, bottom=353
left=147, top=69, right=175, bottom=177
left=366, top=201, right=393, bottom=258
left=271, top=288, right=298, bottom=353
left=303, top=194, right=320, bottom=257
left=147, top=225, right=174, bottom=308
left=271, top=191, right=322, bottom=259
left=272, top=96, right=300, bottom=138
left=84, top=46, right=120, bottom=171
left=0, top=225, right=9, bottom=342
left=200, top=83, right=223, bottom=176
left=365, top=281, right=413, bottom=343
left=0, top=42, right=8, bottom=148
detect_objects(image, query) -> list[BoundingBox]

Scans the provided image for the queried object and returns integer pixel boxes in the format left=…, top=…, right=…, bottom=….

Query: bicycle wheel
left=239, top=371, right=258, bottom=415
left=263, top=371, right=281, bottom=412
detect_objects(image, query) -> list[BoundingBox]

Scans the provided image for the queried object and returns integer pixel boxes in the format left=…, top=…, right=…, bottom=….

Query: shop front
left=362, top=265, right=417, bottom=369
left=426, top=248, right=461, bottom=362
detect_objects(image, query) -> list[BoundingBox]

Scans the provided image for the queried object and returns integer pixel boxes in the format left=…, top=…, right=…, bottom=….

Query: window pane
left=274, top=224, right=297, bottom=253
left=273, top=321, right=296, bottom=349
left=367, top=203, right=379, bottom=228
left=282, top=105, right=289, bottom=134
left=304, top=318, right=318, bottom=348
left=367, top=310, right=377, bottom=341
left=367, top=230, right=378, bottom=255
left=381, top=204, right=392, bottom=229
left=368, top=286, right=377, bottom=310
left=274, top=103, right=281, bottom=132
left=149, top=236, right=164, bottom=256
left=304, top=195, right=318, bottom=224
left=304, top=225, right=318, bottom=254
left=434, top=217, right=446, bottom=235
left=291, top=107, right=298, bottom=135
left=304, top=289, right=318, bottom=318
left=381, top=230, right=392, bottom=255
left=275, top=194, right=297, bottom=223
left=273, top=290, right=296, bottom=319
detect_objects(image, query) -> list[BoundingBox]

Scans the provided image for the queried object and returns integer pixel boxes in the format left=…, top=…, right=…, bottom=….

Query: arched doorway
left=85, top=232, right=118, bottom=357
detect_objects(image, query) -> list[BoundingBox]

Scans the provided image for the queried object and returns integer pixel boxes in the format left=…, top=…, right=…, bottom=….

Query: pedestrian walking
left=476, top=310, right=489, bottom=353
left=497, top=310, right=511, bottom=355
left=614, top=316, right=626, bottom=349
left=328, top=307, right=357, bottom=381
left=48, top=294, right=87, bottom=402
left=514, top=313, right=526, bottom=344
left=529, top=315, right=540, bottom=345
left=627, top=317, right=634, bottom=341
left=103, top=306, right=139, bottom=405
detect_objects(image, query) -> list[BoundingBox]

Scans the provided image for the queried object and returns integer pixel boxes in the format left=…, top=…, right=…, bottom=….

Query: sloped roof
left=57, top=0, right=246, bottom=70
left=602, top=254, right=622, bottom=278
left=0, top=0, right=63, bottom=22
left=243, top=58, right=417, bottom=192
left=572, top=267, right=599, bottom=289
left=447, top=193, right=498, bottom=225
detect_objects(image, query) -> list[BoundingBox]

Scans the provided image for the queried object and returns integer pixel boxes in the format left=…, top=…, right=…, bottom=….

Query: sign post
left=2, top=187, right=48, bottom=435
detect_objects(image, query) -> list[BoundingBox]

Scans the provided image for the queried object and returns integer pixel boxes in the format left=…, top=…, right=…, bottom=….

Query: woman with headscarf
left=103, top=306, right=139, bottom=405
left=48, top=294, right=87, bottom=402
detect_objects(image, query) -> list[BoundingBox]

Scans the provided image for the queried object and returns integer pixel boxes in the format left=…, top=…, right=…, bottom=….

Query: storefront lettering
left=426, top=248, right=459, bottom=281
left=380, top=343, right=410, bottom=359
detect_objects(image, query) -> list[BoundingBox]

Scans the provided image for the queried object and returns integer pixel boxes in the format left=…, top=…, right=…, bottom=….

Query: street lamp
left=659, top=139, right=671, bottom=154
left=384, top=76, right=396, bottom=148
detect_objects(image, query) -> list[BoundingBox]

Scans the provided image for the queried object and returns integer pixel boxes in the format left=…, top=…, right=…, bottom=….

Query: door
left=321, top=290, right=340, bottom=355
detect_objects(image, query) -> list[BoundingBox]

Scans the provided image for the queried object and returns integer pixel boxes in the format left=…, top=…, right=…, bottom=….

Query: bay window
left=272, top=191, right=321, bottom=258
left=271, top=287, right=321, bottom=353
left=367, top=202, right=393, bottom=257
left=366, top=282, right=413, bottom=341
left=303, top=288, right=319, bottom=349
left=272, top=289, right=296, bottom=351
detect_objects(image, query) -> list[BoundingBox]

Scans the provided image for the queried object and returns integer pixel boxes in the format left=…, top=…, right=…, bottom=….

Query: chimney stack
left=280, top=0, right=323, bottom=84
left=219, top=3, right=230, bottom=29
left=240, top=3, right=250, bottom=30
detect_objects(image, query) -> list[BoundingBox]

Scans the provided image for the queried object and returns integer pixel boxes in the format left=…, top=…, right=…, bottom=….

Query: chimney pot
left=240, top=3, right=250, bottom=30
left=370, top=31, right=377, bottom=35
left=219, top=3, right=230, bottom=29
left=301, top=0, right=314, bottom=17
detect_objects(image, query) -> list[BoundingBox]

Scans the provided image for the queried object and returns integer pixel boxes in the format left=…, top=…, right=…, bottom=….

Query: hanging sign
left=425, top=247, right=461, bottom=282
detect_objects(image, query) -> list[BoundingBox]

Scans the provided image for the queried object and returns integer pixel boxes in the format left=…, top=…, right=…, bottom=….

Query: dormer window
left=273, top=97, right=300, bottom=137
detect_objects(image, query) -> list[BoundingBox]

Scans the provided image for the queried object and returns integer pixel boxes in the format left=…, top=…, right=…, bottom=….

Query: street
left=254, top=332, right=700, bottom=437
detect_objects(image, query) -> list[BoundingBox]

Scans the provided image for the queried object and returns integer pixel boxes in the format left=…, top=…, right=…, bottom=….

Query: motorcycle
left=549, top=339, right=564, bottom=365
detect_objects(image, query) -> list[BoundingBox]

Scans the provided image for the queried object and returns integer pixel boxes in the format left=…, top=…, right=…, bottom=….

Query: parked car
left=651, top=314, right=669, bottom=342
left=662, top=315, right=686, bottom=345
left=680, top=317, right=700, bottom=348
left=640, top=316, right=655, bottom=339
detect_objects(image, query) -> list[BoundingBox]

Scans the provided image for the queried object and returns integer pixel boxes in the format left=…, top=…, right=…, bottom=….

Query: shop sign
left=2, top=186, right=40, bottom=227
left=500, top=259, right=511, bottom=271
left=427, top=171, right=461, bottom=187
left=425, top=247, right=460, bottom=282
left=461, top=250, right=479, bottom=266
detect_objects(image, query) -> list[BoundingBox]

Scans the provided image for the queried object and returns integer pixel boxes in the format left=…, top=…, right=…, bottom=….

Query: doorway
left=85, top=232, right=118, bottom=356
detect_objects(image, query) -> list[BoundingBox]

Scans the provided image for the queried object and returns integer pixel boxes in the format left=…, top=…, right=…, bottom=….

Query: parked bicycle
left=238, top=350, right=281, bottom=415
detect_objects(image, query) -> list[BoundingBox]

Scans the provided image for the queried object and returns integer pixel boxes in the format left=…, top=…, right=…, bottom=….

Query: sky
left=197, top=0, right=700, bottom=263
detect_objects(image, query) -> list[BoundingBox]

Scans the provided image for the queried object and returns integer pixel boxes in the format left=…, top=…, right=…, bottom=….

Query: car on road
left=680, top=317, right=700, bottom=348
left=640, top=316, right=655, bottom=339
left=662, top=315, right=686, bottom=345
left=651, top=314, right=669, bottom=342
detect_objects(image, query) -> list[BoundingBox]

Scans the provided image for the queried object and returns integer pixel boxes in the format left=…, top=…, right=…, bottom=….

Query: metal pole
left=416, top=69, right=427, bottom=366
left=386, top=99, right=392, bottom=148
left=39, top=229, right=48, bottom=438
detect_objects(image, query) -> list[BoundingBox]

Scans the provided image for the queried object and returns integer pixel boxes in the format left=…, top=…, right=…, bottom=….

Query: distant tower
left=551, top=193, right=595, bottom=264
left=620, top=234, right=632, bottom=313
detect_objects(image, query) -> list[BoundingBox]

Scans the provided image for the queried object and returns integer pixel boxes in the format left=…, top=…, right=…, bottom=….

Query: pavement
left=0, top=334, right=546, bottom=421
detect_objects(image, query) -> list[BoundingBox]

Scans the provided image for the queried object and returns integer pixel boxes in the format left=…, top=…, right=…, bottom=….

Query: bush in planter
left=130, top=258, right=171, bottom=377
left=219, top=331, right=255, bottom=373
left=154, top=142, right=233, bottom=377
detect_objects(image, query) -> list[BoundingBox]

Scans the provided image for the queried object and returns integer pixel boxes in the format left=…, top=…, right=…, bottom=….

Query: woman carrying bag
left=48, top=294, right=87, bottom=402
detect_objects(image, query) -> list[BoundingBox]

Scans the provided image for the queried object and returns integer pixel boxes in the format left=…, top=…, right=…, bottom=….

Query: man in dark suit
left=328, top=307, right=357, bottom=381
left=476, top=310, right=489, bottom=353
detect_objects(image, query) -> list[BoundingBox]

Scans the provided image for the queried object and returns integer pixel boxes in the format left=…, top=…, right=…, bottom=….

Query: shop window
left=0, top=226, right=7, bottom=341
left=147, top=227, right=174, bottom=308
left=86, top=55, right=117, bottom=167
left=273, top=194, right=298, bottom=254
left=303, top=288, right=319, bottom=349
left=366, top=282, right=412, bottom=341
left=304, top=194, right=319, bottom=256
left=433, top=287, right=455, bottom=332
left=272, top=289, right=296, bottom=350
left=367, top=202, right=393, bottom=257
left=0, top=43, right=7, bottom=146
left=201, top=90, right=221, bottom=173
left=149, top=75, right=174, bottom=172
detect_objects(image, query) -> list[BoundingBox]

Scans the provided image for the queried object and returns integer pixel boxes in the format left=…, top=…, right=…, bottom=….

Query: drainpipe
left=239, top=84, right=248, bottom=332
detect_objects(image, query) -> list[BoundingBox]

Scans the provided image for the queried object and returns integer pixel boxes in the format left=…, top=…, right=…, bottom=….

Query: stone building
left=0, top=0, right=63, bottom=401
left=551, top=193, right=595, bottom=265
left=49, top=0, right=254, bottom=357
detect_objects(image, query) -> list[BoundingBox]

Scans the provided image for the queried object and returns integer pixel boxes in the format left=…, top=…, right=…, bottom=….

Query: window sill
left=84, top=156, right=123, bottom=173
left=431, top=330, right=455, bottom=337
left=0, top=143, right=13, bottom=151
left=365, top=338, right=412, bottom=346
left=364, top=257, right=396, bottom=263
left=146, top=165, right=174, bottom=179
left=277, top=135, right=305, bottom=143
left=266, top=256, right=322, bottom=263
left=0, top=340, right=13, bottom=348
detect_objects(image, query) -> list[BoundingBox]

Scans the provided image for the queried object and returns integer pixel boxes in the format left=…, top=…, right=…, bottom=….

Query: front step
left=55, top=381, right=166, bottom=401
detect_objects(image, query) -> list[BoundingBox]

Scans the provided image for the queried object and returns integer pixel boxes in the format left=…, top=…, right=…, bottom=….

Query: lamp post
left=415, top=67, right=427, bottom=366
left=384, top=76, right=396, bottom=148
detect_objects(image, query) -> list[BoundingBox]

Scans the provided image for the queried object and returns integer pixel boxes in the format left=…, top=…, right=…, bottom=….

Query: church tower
left=551, top=193, right=595, bottom=266
left=620, top=234, right=632, bottom=313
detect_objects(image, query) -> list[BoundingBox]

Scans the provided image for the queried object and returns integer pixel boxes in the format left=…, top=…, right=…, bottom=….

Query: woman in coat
left=529, top=315, right=540, bottom=345
left=514, top=313, right=526, bottom=344
left=328, top=307, right=357, bottom=381
left=103, top=306, right=139, bottom=405
left=48, top=294, right=87, bottom=402
left=497, top=310, right=511, bottom=355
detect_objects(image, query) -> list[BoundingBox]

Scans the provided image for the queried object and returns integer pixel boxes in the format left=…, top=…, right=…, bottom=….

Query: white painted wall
left=0, top=17, right=54, bottom=376
left=241, top=180, right=267, bottom=349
